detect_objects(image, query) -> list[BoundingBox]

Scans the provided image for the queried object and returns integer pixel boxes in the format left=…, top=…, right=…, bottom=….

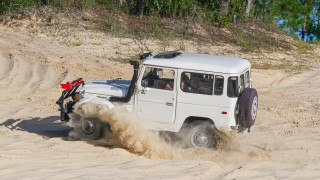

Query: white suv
left=57, top=51, right=258, bottom=148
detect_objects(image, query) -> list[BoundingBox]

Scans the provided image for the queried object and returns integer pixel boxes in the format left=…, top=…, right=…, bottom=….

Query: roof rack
left=154, top=51, right=181, bottom=59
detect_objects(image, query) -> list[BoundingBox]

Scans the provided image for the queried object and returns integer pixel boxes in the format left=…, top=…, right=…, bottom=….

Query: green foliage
left=0, top=0, right=246, bottom=26
left=229, top=0, right=246, bottom=20
left=3, top=0, right=320, bottom=42
left=0, top=0, right=36, bottom=14
left=229, top=21, right=292, bottom=52
left=0, top=0, right=98, bottom=14
left=147, top=15, right=160, bottom=35
left=276, top=0, right=317, bottom=41
left=144, top=0, right=201, bottom=17
left=254, top=0, right=280, bottom=22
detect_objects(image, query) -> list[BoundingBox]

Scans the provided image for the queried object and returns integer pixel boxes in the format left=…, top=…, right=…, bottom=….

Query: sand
left=1, top=16, right=320, bottom=179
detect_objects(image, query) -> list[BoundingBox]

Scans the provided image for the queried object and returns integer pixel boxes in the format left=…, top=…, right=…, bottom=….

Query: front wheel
left=74, top=117, right=105, bottom=140
left=184, top=121, right=216, bottom=148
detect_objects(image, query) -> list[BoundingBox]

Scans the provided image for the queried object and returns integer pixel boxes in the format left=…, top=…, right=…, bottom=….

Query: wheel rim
left=251, top=96, right=258, bottom=121
left=193, top=131, right=209, bottom=147
left=81, top=120, right=95, bottom=135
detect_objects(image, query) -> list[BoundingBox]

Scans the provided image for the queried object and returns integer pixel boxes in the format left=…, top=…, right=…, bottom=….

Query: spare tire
left=238, top=88, right=258, bottom=128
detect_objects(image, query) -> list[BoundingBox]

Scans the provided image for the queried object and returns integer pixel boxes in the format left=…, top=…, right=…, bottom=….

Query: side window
left=181, top=72, right=214, bottom=95
left=214, top=75, right=224, bottom=95
left=227, top=76, right=239, bottom=97
left=245, top=71, right=250, bottom=88
left=141, top=67, right=175, bottom=91
left=240, top=74, right=245, bottom=92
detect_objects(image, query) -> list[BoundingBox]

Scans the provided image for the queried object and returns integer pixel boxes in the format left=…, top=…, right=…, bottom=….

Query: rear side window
left=240, top=74, right=245, bottom=92
left=227, top=76, right=239, bottom=97
left=180, top=72, right=214, bottom=95
left=245, top=71, right=250, bottom=87
left=214, top=75, right=224, bottom=95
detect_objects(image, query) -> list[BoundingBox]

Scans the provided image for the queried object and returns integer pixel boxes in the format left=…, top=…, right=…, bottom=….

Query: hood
left=80, top=80, right=131, bottom=98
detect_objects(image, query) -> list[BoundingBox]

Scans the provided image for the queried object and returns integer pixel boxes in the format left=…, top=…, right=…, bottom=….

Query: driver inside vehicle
left=181, top=73, right=191, bottom=92
left=165, top=81, right=174, bottom=90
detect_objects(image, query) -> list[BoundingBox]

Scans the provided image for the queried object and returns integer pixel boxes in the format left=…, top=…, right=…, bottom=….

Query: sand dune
left=0, top=18, right=320, bottom=179
left=0, top=53, right=65, bottom=93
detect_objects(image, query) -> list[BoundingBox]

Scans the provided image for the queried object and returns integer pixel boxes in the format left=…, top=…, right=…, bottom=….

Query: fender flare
left=74, top=98, right=115, bottom=109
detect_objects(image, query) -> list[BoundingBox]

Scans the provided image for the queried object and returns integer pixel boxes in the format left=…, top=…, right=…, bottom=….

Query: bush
left=0, top=0, right=246, bottom=26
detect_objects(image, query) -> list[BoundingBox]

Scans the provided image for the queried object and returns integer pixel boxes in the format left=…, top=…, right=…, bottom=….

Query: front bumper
left=56, top=78, right=84, bottom=121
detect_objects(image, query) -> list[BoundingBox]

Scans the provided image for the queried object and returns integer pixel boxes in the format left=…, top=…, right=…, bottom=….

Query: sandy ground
left=1, top=17, right=320, bottom=179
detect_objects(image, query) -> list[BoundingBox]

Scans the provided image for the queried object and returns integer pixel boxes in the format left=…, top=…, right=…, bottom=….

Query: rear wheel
left=184, top=121, right=216, bottom=148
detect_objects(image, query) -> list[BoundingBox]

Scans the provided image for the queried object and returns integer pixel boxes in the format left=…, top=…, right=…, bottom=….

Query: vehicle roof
left=142, top=53, right=251, bottom=74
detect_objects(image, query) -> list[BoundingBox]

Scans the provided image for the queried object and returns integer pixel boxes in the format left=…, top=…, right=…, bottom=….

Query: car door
left=136, top=66, right=177, bottom=124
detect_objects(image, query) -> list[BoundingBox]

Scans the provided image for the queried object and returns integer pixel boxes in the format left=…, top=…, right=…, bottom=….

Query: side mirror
left=140, top=52, right=152, bottom=60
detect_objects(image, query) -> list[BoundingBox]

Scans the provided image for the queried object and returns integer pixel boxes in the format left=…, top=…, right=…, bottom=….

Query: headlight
left=74, top=93, right=81, bottom=101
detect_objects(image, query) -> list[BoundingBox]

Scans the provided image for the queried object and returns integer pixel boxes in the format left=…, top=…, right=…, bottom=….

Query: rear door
left=136, top=66, right=177, bottom=124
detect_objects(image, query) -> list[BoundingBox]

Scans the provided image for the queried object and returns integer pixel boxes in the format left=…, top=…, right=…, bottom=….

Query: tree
left=219, top=0, right=231, bottom=16
left=137, top=0, right=146, bottom=16
left=254, top=0, right=281, bottom=22
left=278, top=0, right=314, bottom=41
left=245, top=0, right=255, bottom=17
left=301, top=0, right=314, bottom=40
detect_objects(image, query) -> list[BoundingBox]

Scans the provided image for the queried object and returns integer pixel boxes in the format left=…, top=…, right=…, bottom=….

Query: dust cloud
left=69, top=103, right=180, bottom=159
left=68, top=102, right=266, bottom=162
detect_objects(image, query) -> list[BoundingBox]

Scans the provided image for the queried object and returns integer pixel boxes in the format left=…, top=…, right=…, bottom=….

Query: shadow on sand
left=0, top=116, right=70, bottom=139
left=0, top=116, right=121, bottom=151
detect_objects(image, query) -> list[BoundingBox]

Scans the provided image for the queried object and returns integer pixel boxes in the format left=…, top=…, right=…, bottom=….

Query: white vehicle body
left=79, top=52, right=253, bottom=132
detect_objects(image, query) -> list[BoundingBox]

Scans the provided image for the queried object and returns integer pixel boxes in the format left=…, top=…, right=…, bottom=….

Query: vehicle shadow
left=0, top=116, right=114, bottom=147
left=0, top=116, right=70, bottom=139
left=0, top=116, right=173, bottom=150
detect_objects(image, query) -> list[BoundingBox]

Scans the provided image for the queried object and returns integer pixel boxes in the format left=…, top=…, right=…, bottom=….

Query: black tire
left=184, top=121, right=216, bottom=148
left=76, top=117, right=105, bottom=140
left=238, top=88, right=258, bottom=128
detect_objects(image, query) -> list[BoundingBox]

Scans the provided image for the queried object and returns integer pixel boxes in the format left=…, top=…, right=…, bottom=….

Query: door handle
left=166, top=102, right=173, bottom=106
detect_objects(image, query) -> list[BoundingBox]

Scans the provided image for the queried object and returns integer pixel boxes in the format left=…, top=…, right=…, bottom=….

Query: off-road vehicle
left=57, top=51, right=258, bottom=148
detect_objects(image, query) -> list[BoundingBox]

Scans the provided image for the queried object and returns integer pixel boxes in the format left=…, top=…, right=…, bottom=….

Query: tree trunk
left=219, top=0, right=231, bottom=16
left=301, top=0, right=308, bottom=41
left=245, top=0, right=255, bottom=17
left=318, top=14, right=320, bottom=37
left=136, top=0, right=145, bottom=16
left=302, top=14, right=307, bottom=41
